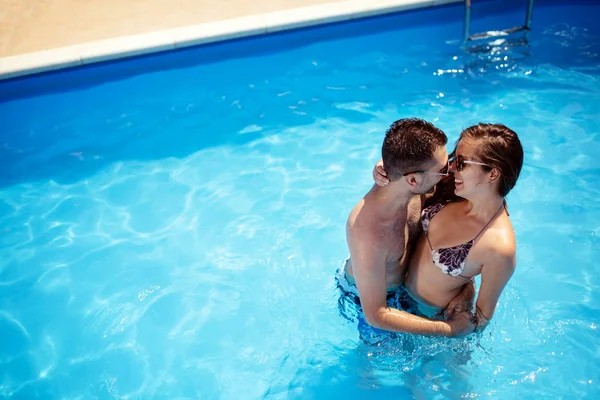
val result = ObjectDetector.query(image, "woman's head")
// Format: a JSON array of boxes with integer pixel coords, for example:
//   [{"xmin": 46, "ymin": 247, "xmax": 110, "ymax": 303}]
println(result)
[{"xmin": 451, "ymin": 123, "xmax": 524, "ymax": 198}]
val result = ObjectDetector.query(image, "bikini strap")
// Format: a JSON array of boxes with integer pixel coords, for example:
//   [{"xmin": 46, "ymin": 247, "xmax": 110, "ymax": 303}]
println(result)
[
  {"xmin": 423, "ymin": 202, "xmax": 446, "ymax": 251},
  {"xmin": 473, "ymin": 200, "xmax": 506, "ymax": 242},
  {"xmin": 425, "ymin": 232, "xmax": 434, "ymax": 251}
]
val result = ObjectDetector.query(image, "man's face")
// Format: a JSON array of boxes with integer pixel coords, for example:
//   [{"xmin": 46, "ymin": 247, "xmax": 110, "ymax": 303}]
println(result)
[{"xmin": 414, "ymin": 145, "xmax": 449, "ymax": 194}]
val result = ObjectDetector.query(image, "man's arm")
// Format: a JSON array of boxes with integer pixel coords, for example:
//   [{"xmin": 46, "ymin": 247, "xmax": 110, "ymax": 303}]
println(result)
[
  {"xmin": 348, "ymin": 229, "xmax": 474, "ymax": 337},
  {"xmin": 474, "ymin": 245, "xmax": 516, "ymax": 331}
]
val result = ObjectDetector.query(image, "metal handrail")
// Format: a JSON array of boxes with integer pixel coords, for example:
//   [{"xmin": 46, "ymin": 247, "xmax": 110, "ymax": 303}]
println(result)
[
  {"xmin": 463, "ymin": 0, "xmax": 535, "ymax": 43},
  {"xmin": 525, "ymin": 0, "xmax": 534, "ymax": 30}
]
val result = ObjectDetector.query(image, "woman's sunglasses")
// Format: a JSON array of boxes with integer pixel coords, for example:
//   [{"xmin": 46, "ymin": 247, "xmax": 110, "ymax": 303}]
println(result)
[
  {"xmin": 403, "ymin": 154, "xmax": 490, "ymax": 177},
  {"xmin": 452, "ymin": 154, "xmax": 489, "ymax": 172}
]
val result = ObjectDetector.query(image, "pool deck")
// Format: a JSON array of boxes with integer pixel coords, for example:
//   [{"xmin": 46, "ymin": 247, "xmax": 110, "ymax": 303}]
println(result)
[{"xmin": 0, "ymin": 0, "xmax": 461, "ymax": 81}]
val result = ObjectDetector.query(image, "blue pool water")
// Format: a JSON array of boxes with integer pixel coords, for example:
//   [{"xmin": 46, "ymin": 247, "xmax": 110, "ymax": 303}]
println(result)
[{"xmin": 1, "ymin": 0, "xmax": 599, "ymax": 398}]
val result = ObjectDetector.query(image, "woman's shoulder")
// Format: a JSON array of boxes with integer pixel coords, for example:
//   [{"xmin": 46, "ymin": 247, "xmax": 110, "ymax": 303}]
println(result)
[
  {"xmin": 480, "ymin": 215, "xmax": 517, "ymax": 258},
  {"xmin": 470, "ymin": 217, "xmax": 517, "ymax": 277}
]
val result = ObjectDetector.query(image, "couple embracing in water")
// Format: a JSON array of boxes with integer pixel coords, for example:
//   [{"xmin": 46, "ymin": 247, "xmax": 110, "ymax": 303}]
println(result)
[{"xmin": 338, "ymin": 118, "xmax": 523, "ymax": 343}]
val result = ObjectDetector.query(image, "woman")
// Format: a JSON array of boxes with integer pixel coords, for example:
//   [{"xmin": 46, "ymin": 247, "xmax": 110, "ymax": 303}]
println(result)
[{"xmin": 374, "ymin": 123, "xmax": 524, "ymax": 331}]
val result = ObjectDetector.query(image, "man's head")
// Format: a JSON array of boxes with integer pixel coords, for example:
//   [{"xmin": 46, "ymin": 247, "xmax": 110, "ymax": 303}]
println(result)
[{"xmin": 382, "ymin": 118, "xmax": 449, "ymax": 194}]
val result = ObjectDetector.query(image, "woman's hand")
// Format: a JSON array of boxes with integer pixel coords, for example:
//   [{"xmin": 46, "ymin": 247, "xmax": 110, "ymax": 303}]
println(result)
[{"xmin": 373, "ymin": 159, "xmax": 390, "ymax": 186}]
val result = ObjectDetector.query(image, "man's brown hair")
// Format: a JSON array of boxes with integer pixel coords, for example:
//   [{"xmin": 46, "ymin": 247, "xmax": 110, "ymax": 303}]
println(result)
[{"xmin": 382, "ymin": 118, "xmax": 448, "ymax": 181}]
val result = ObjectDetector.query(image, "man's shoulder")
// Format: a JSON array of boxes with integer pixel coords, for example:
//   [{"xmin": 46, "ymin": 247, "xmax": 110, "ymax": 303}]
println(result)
[
  {"xmin": 347, "ymin": 201, "xmax": 386, "ymax": 243},
  {"xmin": 348, "ymin": 195, "xmax": 386, "ymax": 224}
]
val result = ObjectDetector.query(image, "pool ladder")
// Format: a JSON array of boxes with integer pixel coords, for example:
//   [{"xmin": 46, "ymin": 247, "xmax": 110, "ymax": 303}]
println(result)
[{"xmin": 463, "ymin": 0, "xmax": 535, "ymax": 43}]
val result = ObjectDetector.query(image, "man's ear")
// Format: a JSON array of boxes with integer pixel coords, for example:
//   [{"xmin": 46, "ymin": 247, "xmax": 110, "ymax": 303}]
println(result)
[
  {"xmin": 405, "ymin": 174, "xmax": 419, "ymax": 188},
  {"xmin": 489, "ymin": 168, "xmax": 501, "ymax": 183}
]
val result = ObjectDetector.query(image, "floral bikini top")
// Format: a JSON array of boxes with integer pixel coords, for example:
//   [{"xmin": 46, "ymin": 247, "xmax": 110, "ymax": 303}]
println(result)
[{"xmin": 421, "ymin": 201, "xmax": 505, "ymax": 278}]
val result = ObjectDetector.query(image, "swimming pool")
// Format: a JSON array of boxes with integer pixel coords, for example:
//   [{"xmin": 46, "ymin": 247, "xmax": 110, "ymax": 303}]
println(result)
[{"xmin": 1, "ymin": 0, "xmax": 599, "ymax": 398}]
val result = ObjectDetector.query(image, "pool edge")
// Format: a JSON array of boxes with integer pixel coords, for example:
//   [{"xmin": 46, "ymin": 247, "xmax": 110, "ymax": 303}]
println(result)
[{"xmin": 0, "ymin": 0, "xmax": 462, "ymax": 81}]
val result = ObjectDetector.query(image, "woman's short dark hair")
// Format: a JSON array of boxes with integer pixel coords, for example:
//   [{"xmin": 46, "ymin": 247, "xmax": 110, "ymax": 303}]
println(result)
[{"xmin": 459, "ymin": 123, "xmax": 524, "ymax": 197}]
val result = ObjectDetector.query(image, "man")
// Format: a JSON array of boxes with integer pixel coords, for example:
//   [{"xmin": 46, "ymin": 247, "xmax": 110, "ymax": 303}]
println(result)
[{"xmin": 340, "ymin": 118, "xmax": 474, "ymax": 338}]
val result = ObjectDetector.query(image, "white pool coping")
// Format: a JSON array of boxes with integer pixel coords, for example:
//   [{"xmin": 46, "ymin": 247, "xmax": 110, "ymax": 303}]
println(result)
[{"xmin": 0, "ymin": 0, "xmax": 461, "ymax": 81}]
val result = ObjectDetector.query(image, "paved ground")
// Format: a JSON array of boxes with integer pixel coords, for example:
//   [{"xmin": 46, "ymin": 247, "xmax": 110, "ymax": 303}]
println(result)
[{"xmin": 0, "ymin": 0, "xmax": 338, "ymax": 57}]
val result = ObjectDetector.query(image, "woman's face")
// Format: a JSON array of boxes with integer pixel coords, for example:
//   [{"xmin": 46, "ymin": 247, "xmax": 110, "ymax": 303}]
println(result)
[{"xmin": 450, "ymin": 139, "xmax": 493, "ymax": 198}]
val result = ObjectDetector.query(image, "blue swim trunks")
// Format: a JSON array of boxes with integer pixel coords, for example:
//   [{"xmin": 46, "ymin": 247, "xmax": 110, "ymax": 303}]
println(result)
[{"xmin": 335, "ymin": 258, "xmax": 442, "ymax": 345}]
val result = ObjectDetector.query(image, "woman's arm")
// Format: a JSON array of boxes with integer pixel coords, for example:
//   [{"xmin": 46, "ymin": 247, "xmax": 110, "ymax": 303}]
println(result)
[
  {"xmin": 474, "ymin": 241, "xmax": 516, "ymax": 331},
  {"xmin": 372, "ymin": 159, "xmax": 389, "ymax": 186}
]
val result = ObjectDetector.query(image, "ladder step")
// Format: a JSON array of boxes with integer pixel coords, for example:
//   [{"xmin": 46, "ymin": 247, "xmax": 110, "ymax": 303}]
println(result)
[{"xmin": 468, "ymin": 25, "xmax": 528, "ymax": 41}]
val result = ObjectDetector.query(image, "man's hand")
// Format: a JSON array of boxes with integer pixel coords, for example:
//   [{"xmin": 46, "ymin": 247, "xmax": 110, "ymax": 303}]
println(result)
[
  {"xmin": 447, "ymin": 310, "xmax": 476, "ymax": 337},
  {"xmin": 443, "ymin": 279, "xmax": 476, "ymax": 320},
  {"xmin": 373, "ymin": 160, "xmax": 390, "ymax": 187}
]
